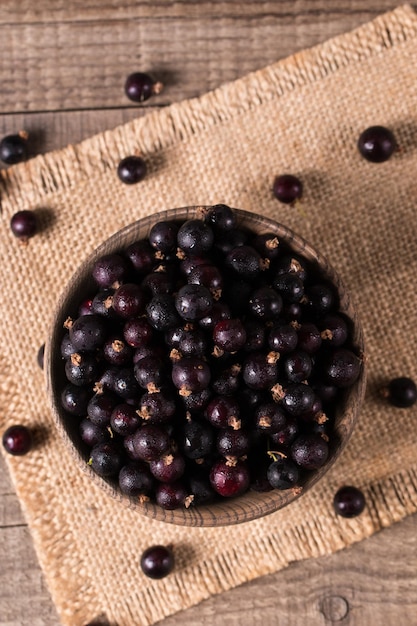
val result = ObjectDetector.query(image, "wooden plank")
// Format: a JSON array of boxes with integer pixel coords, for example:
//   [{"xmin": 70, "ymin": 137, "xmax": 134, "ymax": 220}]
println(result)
[
  {"xmin": 0, "ymin": 108, "xmax": 157, "ymax": 161},
  {"xmin": 0, "ymin": 488, "xmax": 416, "ymax": 626},
  {"xmin": 0, "ymin": 526, "xmax": 61, "ymax": 626},
  {"xmin": 0, "ymin": 1, "xmax": 404, "ymax": 114},
  {"xmin": 0, "ymin": 0, "xmax": 402, "ymax": 24}
]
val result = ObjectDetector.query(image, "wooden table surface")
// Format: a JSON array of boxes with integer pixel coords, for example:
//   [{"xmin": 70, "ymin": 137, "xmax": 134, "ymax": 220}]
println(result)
[{"xmin": 1, "ymin": 1, "xmax": 417, "ymax": 625}]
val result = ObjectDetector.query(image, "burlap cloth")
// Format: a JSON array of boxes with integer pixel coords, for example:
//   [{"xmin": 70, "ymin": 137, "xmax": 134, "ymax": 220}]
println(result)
[{"xmin": 1, "ymin": 5, "xmax": 417, "ymax": 625}]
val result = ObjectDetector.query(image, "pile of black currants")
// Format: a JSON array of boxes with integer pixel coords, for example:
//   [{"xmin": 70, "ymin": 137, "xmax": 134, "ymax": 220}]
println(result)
[{"xmin": 59, "ymin": 205, "xmax": 362, "ymax": 510}]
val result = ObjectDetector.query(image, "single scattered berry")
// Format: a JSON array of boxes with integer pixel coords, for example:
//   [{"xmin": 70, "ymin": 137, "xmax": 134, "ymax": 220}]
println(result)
[
  {"xmin": 273, "ymin": 174, "xmax": 303, "ymax": 204},
  {"xmin": 333, "ymin": 485, "xmax": 365, "ymax": 518},
  {"xmin": 383, "ymin": 376, "xmax": 417, "ymax": 408},
  {"xmin": 10, "ymin": 210, "xmax": 37, "ymax": 242},
  {"xmin": 357, "ymin": 125, "xmax": 396, "ymax": 163},
  {"xmin": 125, "ymin": 72, "xmax": 163, "ymax": 103},
  {"xmin": 2, "ymin": 425, "xmax": 32, "ymax": 456},
  {"xmin": 0, "ymin": 132, "xmax": 28, "ymax": 164},
  {"xmin": 140, "ymin": 545, "xmax": 174, "ymax": 579},
  {"xmin": 117, "ymin": 155, "xmax": 147, "ymax": 184}
]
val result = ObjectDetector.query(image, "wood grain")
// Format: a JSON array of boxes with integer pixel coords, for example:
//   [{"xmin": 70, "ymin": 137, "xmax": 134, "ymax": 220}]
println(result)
[
  {"xmin": 1, "ymin": 1, "xmax": 416, "ymax": 625},
  {"xmin": 0, "ymin": 1, "xmax": 410, "ymax": 113}
]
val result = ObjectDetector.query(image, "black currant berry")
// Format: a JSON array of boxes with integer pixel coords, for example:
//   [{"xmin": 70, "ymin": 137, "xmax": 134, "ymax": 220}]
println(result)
[
  {"xmin": 117, "ymin": 155, "xmax": 147, "ymax": 184},
  {"xmin": 357, "ymin": 126, "xmax": 396, "ymax": 163},
  {"xmin": 177, "ymin": 219, "xmax": 214, "ymax": 255},
  {"xmin": 0, "ymin": 132, "xmax": 28, "ymax": 164},
  {"xmin": 291, "ymin": 433, "xmax": 329, "ymax": 469},
  {"xmin": 69, "ymin": 315, "xmax": 108, "ymax": 352},
  {"xmin": 125, "ymin": 72, "xmax": 163, "ymax": 103},
  {"xmin": 2, "ymin": 425, "xmax": 32, "ymax": 456},
  {"xmin": 267, "ymin": 456, "xmax": 300, "ymax": 489},
  {"xmin": 140, "ymin": 544, "xmax": 175, "ymax": 580},
  {"xmin": 10, "ymin": 210, "xmax": 37, "ymax": 242},
  {"xmin": 333, "ymin": 485, "xmax": 365, "ymax": 518},
  {"xmin": 384, "ymin": 377, "xmax": 417, "ymax": 408},
  {"xmin": 273, "ymin": 174, "xmax": 303, "ymax": 204},
  {"xmin": 89, "ymin": 442, "xmax": 123, "ymax": 477}
]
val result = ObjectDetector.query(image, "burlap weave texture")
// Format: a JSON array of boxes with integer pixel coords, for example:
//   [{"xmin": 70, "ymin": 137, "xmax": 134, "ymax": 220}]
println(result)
[{"xmin": 1, "ymin": 5, "xmax": 417, "ymax": 625}]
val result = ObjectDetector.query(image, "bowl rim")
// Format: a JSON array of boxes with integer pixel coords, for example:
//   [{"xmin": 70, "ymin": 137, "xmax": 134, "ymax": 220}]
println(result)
[{"xmin": 45, "ymin": 206, "xmax": 366, "ymax": 527}]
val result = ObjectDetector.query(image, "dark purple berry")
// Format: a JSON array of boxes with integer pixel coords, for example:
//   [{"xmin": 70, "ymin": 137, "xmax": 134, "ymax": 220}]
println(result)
[
  {"xmin": 273, "ymin": 272, "xmax": 304, "ymax": 303},
  {"xmin": 117, "ymin": 155, "xmax": 147, "ymax": 184},
  {"xmin": 305, "ymin": 283, "xmax": 336, "ymax": 317},
  {"xmin": 132, "ymin": 424, "xmax": 170, "ymax": 462},
  {"xmin": 79, "ymin": 418, "xmax": 110, "ymax": 447},
  {"xmin": 177, "ymin": 219, "xmax": 214, "ymax": 255},
  {"xmin": 319, "ymin": 314, "xmax": 349, "ymax": 347},
  {"xmin": 225, "ymin": 245, "xmax": 262, "ymax": 280},
  {"xmin": 291, "ymin": 433, "xmax": 329, "ymax": 469},
  {"xmin": 146, "ymin": 293, "xmax": 181, "ymax": 330},
  {"xmin": 92, "ymin": 254, "xmax": 127, "ymax": 288},
  {"xmin": 181, "ymin": 420, "xmax": 214, "ymax": 459},
  {"xmin": 384, "ymin": 377, "xmax": 417, "ymax": 408},
  {"xmin": 209, "ymin": 459, "xmax": 250, "ymax": 497},
  {"xmin": 155, "ymin": 481, "xmax": 187, "ymax": 509},
  {"xmin": 2, "ymin": 425, "xmax": 32, "ymax": 456},
  {"xmin": 69, "ymin": 315, "xmax": 108, "ymax": 352},
  {"xmin": 205, "ymin": 395, "xmax": 240, "ymax": 429},
  {"xmin": 134, "ymin": 355, "xmax": 166, "ymax": 391},
  {"xmin": 324, "ymin": 349, "xmax": 361, "ymax": 388},
  {"xmin": 150, "ymin": 452, "xmax": 186, "ymax": 483},
  {"xmin": 216, "ymin": 428, "xmax": 250, "ymax": 458},
  {"xmin": 125, "ymin": 239, "xmax": 155, "ymax": 274},
  {"xmin": 0, "ymin": 133, "xmax": 28, "ymax": 164},
  {"xmin": 61, "ymin": 383, "xmax": 92, "ymax": 416},
  {"xmin": 149, "ymin": 221, "xmax": 179, "ymax": 253},
  {"xmin": 87, "ymin": 391, "xmax": 119, "ymax": 426},
  {"xmin": 113, "ymin": 367, "xmax": 141, "ymax": 399},
  {"xmin": 268, "ymin": 323, "xmax": 298, "ymax": 353},
  {"xmin": 357, "ymin": 126, "xmax": 396, "ymax": 163},
  {"xmin": 123, "ymin": 317, "xmax": 153, "ymax": 348},
  {"xmin": 188, "ymin": 264, "xmax": 223, "ymax": 297},
  {"xmin": 333, "ymin": 485, "xmax": 366, "ymax": 518},
  {"xmin": 10, "ymin": 210, "xmax": 37, "ymax": 241},
  {"xmin": 175, "ymin": 283, "xmax": 213, "ymax": 321},
  {"xmin": 249, "ymin": 286, "xmax": 282, "ymax": 320},
  {"xmin": 119, "ymin": 462, "xmax": 154, "ymax": 496},
  {"xmin": 281, "ymin": 383, "xmax": 315, "ymax": 416},
  {"xmin": 267, "ymin": 456, "xmax": 300, "ymax": 489},
  {"xmin": 296, "ymin": 323, "xmax": 322, "ymax": 354},
  {"xmin": 242, "ymin": 352, "xmax": 278, "ymax": 390},
  {"xmin": 65, "ymin": 352, "xmax": 101, "ymax": 386},
  {"xmin": 110, "ymin": 403, "xmax": 141, "ymax": 435},
  {"xmin": 89, "ymin": 442, "xmax": 123, "ymax": 477},
  {"xmin": 103, "ymin": 336, "xmax": 133, "ymax": 366},
  {"xmin": 283, "ymin": 350, "xmax": 312, "ymax": 383},
  {"xmin": 273, "ymin": 174, "xmax": 303, "ymax": 204},
  {"xmin": 213, "ymin": 318, "xmax": 247, "ymax": 352},
  {"xmin": 125, "ymin": 72, "xmax": 163, "ymax": 103},
  {"xmin": 204, "ymin": 204, "xmax": 236, "ymax": 231},
  {"xmin": 172, "ymin": 357, "xmax": 211, "ymax": 394},
  {"xmin": 112, "ymin": 283, "xmax": 145, "ymax": 318}
]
